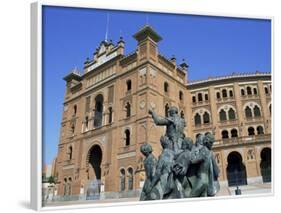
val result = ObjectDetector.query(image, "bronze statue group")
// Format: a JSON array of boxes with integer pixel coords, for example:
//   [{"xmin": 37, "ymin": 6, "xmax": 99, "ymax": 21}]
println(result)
[{"xmin": 140, "ymin": 106, "xmax": 220, "ymax": 200}]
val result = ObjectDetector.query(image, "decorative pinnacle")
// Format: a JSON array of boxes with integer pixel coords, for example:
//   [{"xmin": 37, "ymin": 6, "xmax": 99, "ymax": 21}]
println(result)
[{"xmin": 180, "ymin": 59, "xmax": 189, "ymax": 69}]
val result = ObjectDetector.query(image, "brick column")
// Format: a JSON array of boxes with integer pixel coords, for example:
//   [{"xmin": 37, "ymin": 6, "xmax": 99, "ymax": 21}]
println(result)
[{"xmin": 233, "ymin": 82, "xmax": 246, "ymax": 136}]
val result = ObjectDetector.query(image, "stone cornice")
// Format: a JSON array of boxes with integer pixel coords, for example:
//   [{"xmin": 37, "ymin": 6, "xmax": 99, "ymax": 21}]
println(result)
[{"xmin": 187, "ymin": 72, "xmax": 271, "ymax": 89}]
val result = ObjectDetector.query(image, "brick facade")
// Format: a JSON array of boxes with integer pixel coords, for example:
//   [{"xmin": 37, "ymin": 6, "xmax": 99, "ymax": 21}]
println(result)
[{"xmin": 53, "ymin": 25, "xmax": 272, "ymax": 196}]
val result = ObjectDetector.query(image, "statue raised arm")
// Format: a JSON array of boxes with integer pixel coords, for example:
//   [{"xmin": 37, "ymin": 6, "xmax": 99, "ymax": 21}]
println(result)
[
  {"xmin": 148, "ymin": 106, "xmax": 186, "ymax": 153},
  {"xmin": 148, "ymin": 108, "xmax": 170, "ymax": 126}
]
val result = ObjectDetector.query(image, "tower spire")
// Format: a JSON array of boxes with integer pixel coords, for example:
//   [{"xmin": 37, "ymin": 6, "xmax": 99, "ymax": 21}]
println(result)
[
  {"xmin": 105, "ymin": 13, "xmax": 110, "ymax": 42},
  {"xmin": 119, "ymin": 29, "xmax": 123, "ymax": 39}
]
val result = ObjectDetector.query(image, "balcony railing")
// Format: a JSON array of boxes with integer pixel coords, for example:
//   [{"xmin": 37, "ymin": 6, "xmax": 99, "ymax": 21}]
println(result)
[
  {"xmin": 214, "ymin": 134, "xmax": 271, "ymax": 147},
  {"xmin": 216, "ymin": 96, "xmax": 235, "ymax": 102},
  {"xmin": 241, "ymin": 94, "xmax": 260, "ymax": 99},
  {"xmin": 192, "ymin": 100, "xmax": 209, "ymax": 106},
  {"xmin": 193, "ymin": 122, "xmax": 213, "ymax": 129},
  {"xmin": 245, "ymin": 116, "xmax": 263, "ymax": 123},
  {"xmin": 118, "ymin": 144, "xmax": 136, "ymax": 153},
  {"xmin": 218, "ymin": 119, "xmax": 238, "ymax": 126}
]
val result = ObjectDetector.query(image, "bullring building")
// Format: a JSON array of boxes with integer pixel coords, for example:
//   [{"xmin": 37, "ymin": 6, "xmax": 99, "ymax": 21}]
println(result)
[{"xmin": 52, "ymin": 25, "xmax": 272, "ymax": 197}]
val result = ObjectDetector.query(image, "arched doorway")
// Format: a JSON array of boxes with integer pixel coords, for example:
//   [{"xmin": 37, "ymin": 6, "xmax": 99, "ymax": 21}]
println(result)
[
  {"xmin": 87, "ymin": 145, "xmax": 103, "ymax": 199},
  {"xmin": 88, "ymin": 145, "xmax": 102, "ymax": 181},
  {"xmin": 226, "ymin": 151, "xmax": 247, "ymax": 186},
  {"xmin": 260, "ymin": 148, "xmax": 271, "ymax": 183}
]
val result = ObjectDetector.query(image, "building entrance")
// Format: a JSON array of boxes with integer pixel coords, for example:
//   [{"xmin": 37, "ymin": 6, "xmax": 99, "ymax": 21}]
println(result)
[
  {"xmin": 88, "ymin": 145, "xmax": 102, "ymax": 180},
  {"xmin": 227, "ymin": 151, "xmax": 247, "ymax": 186},
  {"xmin": 260, "ymin": 148, "xmax": 271, "ymax": 183},
  {"xmin": 86, "ymin": 145, "xmax": 103, "ymax": 199}
]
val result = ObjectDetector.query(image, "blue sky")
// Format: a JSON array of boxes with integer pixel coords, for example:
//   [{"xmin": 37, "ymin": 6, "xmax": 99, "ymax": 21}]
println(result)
[{"xmin": 42, "ymin": 6, "xmax": 271, "ymax": 165}]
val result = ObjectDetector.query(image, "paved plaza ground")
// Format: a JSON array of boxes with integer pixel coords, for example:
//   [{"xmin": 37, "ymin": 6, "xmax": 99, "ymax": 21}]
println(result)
[{"xmin": 44, "ymin": 183, "xmax": 272, "ymax": 207}]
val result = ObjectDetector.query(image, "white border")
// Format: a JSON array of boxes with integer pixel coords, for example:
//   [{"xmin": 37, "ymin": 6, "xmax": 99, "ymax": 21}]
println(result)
[
  {"xmin": 31, "ymin": 2, "xmax": 42, "ymax": 211},
  {"xmin": 31, "ymin": 0, "xmax": 274, "ymax": 211},
  {"xmin": 35, "ymin": 0, "xmax": 274, "ymax": 20}
]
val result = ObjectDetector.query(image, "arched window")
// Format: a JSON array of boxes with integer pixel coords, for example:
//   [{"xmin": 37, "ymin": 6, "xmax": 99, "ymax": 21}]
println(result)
[
  {"xmin": 203, "ymin": 112, "xmax": 210, "ymax": 124},
  {"xmin": 94, "ymin": 94, "xmax": 104, "ymax": 127},
  {"xmin": 241, "ymin": 89, "xmax": 245, "ymax": 96},
  {"xmin": 254, "ymin": 105, "xmax": 261, "ymax": 117},
  {"xmin": 63, "ymin": 178, "xmax": 67, "ymax": 195},
  {"xmin": 229, "ymin": 90, "xmax": 233, "ymax": 97},
  {"xmin": 247, "ymin": 149, "xmax": 255, "ymax": 160},
  {"xmin": 68, "ymin": 146, "xmax": 73, "ymax": 160},
  {"xmin": 196, "ymin": 133, "xmax": 201, "ymax": 139},
  {"xmin": 216, "ymin": 92, "xmax": 221, "ymax": 99},
  {"xmin": 73, "ymin": 105, "xmax": 77, "ymax": 115},
  {"xmin": 247, "ymin": 86, "xmax": 252, "ymax": 95},
  {"xmin": 180, "ymin": 111, "xmax": 185, "ymax": 119},
  {"xmin": 245, "ymin": 106, "xmax": 252, "ymax": 118},
  {"xmin": 125, "ymin": 102, "xmax": 131, "ymax": 118},
  {"xmin": 125, "ymin": 129, "xmax": 130, "ymax": 146},
  {"xmin": 194, "ymin": 113, "xmax": 201, "ymax": 126},
  {"xmin": 127, "ymin": 168, "xmax": 134, "ymax": 190},
  {"xmin": 219, "ymin": 109, "xmax": 227, "ymax": 121},
  {"xmin": 120, "ymin": 169, "xmax": 126, "ymax": 191},
  {"xmin": 253, "ymin": 88, "xmax": 258, "ymax": 95},
  {"xmin": 231, "ymin": 129, "xmax": 238, "ymax": 138},
  {"xmin": 126, "ymin": 80, "xmax": 132, "ymax": 91},
  {"xmin": 228, "ymin": 108, "xmax": 236, "ymax": 120},
  {"xmin": 71, "ymin": 123, "xmax": 75, "ymax": 134},
  {"xmin": 264, "ymin": 87, "xmax": 269, "ymax": 94},
  {"xmin": 205, "ymin": 94, "xmax": 209, "ymax": 101},
  {"xmin": 248, "ymin": 127, "xmax": 255, "ymax": 136},
  {"xmin": 67, "ymin": 177, "xmax": 72, "ymax": 195},
  {"xmin": 85, "ymin": 116, "xmax": 89, "ymax": 130},
  {"xmin": 179, "ymin": 91, "xmax": 183, "ymax": 101},
  {"xmin": 222, "ymin": 130, "xmax": 229, "ymax": 139},
  {"xmin": 108, "ymin": 107, "xmax": 113, "ymax": 124},
  {"xmin": 257, "ymin": 126, "xmax": 264, "ymax": 135},
  {"xmin": 192, "ymin": 96, "xmax": 196, "ymax": 103},
  {"xmin": 164, "ymin": 82, "xmax": 169, "ymax": 93},
  {"xmin": 85, "ymin": 96, "xmax": 91, "ymax": 113},
  {"xmin": 222, "ymin": 89, "xmax": 227, "ymax": 98},
  {"xmin": 198, "ymin": 93, "xmax": 203, "ymax": 102},
  {"xmin": 165, "ymin": 104, "xmax": 169, "ymax": 117}
]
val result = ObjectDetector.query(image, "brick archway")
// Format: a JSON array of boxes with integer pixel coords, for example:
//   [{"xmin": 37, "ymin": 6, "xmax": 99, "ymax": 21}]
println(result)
[
  {"xmin": 87, "ymin": 144, "xmax": 103, "ymax": 181},
  {"xmin": 260, "ymin": 147, "xmax": 271, "ymax": 183},
  {"xmin": 226, "ymin": 151, "xmax": 247, "ymax": 186}
]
